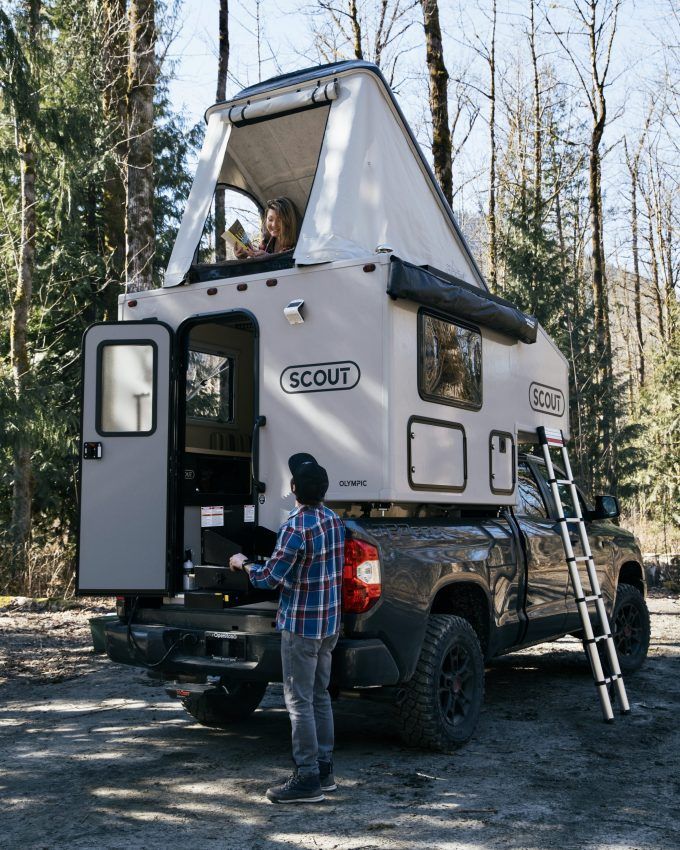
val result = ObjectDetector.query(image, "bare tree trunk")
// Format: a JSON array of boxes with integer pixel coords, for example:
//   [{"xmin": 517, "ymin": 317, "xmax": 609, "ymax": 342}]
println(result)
[
  {"xmin": 125, "ymin": 0, "xmax": 157, "ymax": 293},
  {"xmin": 349, "ymin": 0, "xmax": 364, "ymax": 59},
  {"xmin": 624, "ymin": 136, "xmax": 645, "ymax": 386},
  {"xmin": 11, "ymin": 125, "xmax": 36, "ymax": 572},
  {"xmin": 487, "ymin": 0, "xmax": 498, "ymax": 290},
  {"xmin": 645, "ymin": 205, "xmax": 665, "ymax": 340},
  {"xmin": 529, "ymin": 0, "xmax": 542, "ymax": 295},
  {"xmin": 549, "ymin": 0, "xmax": 621, "ymax": 490},
  {"xmin": 420, "ymin": 0, "xmax": 452, "ymax": 204},
  {"xmin": 10, "ymin": 0, "xmax": 41, "ymax": 576},
  {"xmin": 102, "ymin": 0, "xmax": 128, "ymax": 314},
  {"xmin": 214, "ymin": 0, "xmax": 229, "ymax": 261}
]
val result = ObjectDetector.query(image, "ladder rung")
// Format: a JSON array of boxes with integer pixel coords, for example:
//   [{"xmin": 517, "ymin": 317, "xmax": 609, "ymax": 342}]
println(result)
[
  {"xmin": 557, "ymin": 516, "xmax": 582, "ymax": 523},
  {"xmin": 567, "ymin": 556, "xmax": 590, "ymax": 563},
  {"xmin": 576, "ymin": 594, "xmax": 602, "ymax": 603},
  {"xmin": 596, "ymin": 674, "xmax": 622, "ymax": 686},
  {"xmin": 584, "ymin": 634, "xmax": 611, "ymax": 645},
  {"xmin": 548, "ymin": 478, "xmax": 572, "ymax": 486}
]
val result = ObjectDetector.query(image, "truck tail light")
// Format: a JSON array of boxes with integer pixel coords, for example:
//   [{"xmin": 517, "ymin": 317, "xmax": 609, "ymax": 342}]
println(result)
[
  {"xmin": 116, "ymin": 596, "xmax": 126, "ymax": 618},
  {"xmin": 342, "ymin": 539, "xmax": 381, "ymax": 613}
]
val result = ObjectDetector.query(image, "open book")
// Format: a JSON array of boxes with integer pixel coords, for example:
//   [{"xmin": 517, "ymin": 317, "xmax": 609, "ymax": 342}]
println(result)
[{"xmin": 222, "ymin": 219, "xmax": 254, "ymax": 253}]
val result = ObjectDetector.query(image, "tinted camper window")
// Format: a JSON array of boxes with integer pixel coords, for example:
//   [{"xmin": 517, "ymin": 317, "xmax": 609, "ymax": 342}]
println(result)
[
  {"xmin": 418, "ymin": 311, "xmax": 482, "ymax": 409},
  {"xmin": 97, "ymin": 342, "xmax": 156, "ymax": 434}
]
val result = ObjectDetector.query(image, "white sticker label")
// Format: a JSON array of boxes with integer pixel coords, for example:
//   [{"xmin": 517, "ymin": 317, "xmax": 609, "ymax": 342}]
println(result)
[
  {"xmin": 201, "ymin": 506, "xmax": 224, "ymax": 528},
  {"xmin": 244, "ymin": 505, "xmax": 255, "ymax": 523}
]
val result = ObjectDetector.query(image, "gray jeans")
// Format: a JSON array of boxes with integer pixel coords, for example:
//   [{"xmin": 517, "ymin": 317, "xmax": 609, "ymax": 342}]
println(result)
[{"xmin": 281, "ymin": 629, "xmax": 339, "ymax": 778}]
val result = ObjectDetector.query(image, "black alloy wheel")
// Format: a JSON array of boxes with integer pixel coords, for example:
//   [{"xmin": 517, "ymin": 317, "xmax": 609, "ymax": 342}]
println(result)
[
  {"xmin": 396, "ymin": 614, "xmax": 485, "ymax": 751},
  {"xmin": 611, "ymin": 583, "xmax": 650, "ymax": 673},
  {"xmin": 439, "ymin": 641, "xmax": 476, "ymax": 732}
]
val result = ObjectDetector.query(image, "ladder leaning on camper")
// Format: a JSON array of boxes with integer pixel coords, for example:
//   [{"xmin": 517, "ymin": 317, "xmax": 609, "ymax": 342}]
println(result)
[{"xmin": 536, "ymin": 426, "xmax": 630, "ymax": 723}]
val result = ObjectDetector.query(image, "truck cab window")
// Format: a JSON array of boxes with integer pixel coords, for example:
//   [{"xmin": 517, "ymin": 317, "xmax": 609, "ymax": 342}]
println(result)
[
  {"xmin": 516, "ymin": 465, "xmax": 547, "ymax": 518},
  {"xmin": 533, "ymin": 463, "xmax": 587, "ymax": 519},
  {"xmin": 418, "ymin": 311, "xmax": 482, "ymax": 409}
]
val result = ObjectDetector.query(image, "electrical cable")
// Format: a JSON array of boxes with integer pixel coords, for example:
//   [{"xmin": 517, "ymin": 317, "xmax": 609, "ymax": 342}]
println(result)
[{"xmin": 126, "ymin": 595, "xmax": 196, "ymax": 669}]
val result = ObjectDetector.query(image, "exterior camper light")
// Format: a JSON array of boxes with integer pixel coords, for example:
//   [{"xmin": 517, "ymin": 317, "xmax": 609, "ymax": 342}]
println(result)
[
  {"xmin": 284, "ymin": 299, "xmax": 305, "ymax": 325},
  {"xmin": 375, "ymin": 244, "xmax": 393, "ymax": 254}
]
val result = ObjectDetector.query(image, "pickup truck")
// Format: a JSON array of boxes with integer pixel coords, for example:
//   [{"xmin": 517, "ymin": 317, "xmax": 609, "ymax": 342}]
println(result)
[{"xmin": 104, "ymin": 453, "xmax": 649, "ymax": 750}]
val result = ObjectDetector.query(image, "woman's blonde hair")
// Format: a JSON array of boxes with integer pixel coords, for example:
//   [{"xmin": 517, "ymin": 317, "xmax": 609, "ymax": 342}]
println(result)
[{"xmin": 263, "ymin": 197, "xmax": 299, "ymax": 251}]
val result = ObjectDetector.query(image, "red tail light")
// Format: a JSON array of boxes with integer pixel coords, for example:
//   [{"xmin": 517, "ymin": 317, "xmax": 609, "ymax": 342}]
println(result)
[
  {"xmin": 116, "ymin": 596, "xmax": 126, "ymax": 618},
  {"xmin": 342, "ymin": 538, "xmax": 381, "ymax": 613}
]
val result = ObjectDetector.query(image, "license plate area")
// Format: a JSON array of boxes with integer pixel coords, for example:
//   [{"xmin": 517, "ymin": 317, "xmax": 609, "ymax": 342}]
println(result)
[{"xmin": 204, "ymin": 630, "xmax": 246, "ymax": 661}]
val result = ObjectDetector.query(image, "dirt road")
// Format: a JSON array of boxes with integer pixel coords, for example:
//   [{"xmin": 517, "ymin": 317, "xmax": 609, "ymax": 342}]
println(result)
[{"xmin": 1, "ymin": 593, "xmax": 679, "ymax": 850}]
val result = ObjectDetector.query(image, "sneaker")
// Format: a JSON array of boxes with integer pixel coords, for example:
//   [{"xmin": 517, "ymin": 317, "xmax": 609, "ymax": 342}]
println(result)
[
  {"xmin": 266, "ymin": 772, "xmax": 324, "ymax": 804},
  {"xmin": 319, "ymin": 760, "xmax": 337, "ymax": 792}
]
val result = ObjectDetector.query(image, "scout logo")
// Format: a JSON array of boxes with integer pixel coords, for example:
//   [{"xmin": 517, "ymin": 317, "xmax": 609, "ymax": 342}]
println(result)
[
  {"xmin": 280, "ymin": 361, "xmax": 361, "ymax": 394},
  {"xmin": 529, "ymin": 382, "xmax": 565, "ymax": 417}
]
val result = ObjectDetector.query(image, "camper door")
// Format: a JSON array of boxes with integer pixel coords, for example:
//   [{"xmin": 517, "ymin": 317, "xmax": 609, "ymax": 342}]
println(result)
[{"xmin": 77, "ymin": 322, "xmax": 174, "ymax": 594}]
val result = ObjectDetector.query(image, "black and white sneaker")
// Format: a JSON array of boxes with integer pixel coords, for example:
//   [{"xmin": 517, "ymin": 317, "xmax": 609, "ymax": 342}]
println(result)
[
  {"xmin": 319, "ymin": 760, "xmax": 337, "ymax": 792},
  {"xmin": 266, "ymin": 773, "xmax": 324, "ymax": 804}
]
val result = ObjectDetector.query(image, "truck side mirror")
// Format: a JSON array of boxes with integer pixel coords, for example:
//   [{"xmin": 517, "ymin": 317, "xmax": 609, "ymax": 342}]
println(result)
[{"xmin": 591, "ymin": 494, "xmax": 620, "ymax": 520}]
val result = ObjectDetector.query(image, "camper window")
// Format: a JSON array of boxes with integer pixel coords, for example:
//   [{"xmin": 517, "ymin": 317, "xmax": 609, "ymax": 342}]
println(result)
[
  {"xmin": 418, "ymin": 310, "xmax": 482, "ymax": 409},
  {"xmin": 97, "ymin": 342, "xmax": 156, "ymax": 435},
  {"xmin": 186, "ymin": 349, "xmax": 235, "ymax": 424}
]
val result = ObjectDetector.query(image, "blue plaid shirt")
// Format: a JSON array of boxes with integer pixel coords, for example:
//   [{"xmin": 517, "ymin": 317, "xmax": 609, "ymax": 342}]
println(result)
[{"xmin": 248, "ymin": 504, "xmax": 345, "ymax": 638}]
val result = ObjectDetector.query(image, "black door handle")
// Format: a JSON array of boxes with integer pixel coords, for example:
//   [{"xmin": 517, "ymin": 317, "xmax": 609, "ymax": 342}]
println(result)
[{"xmin": 251, "ymin": 416, "xmax": 267, "ymax": 494}]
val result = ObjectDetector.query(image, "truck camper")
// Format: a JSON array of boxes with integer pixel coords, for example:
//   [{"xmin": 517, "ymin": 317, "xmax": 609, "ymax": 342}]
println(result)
[{"xmin": 76, "ymin": 61, "xmax": 647, "ymax": 750}]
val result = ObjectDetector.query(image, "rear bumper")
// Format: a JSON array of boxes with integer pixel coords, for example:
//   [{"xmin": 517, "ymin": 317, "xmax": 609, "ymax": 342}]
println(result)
[{"xmin": 104, "ymin": 621, "xmax": 400, "ymax": 688}]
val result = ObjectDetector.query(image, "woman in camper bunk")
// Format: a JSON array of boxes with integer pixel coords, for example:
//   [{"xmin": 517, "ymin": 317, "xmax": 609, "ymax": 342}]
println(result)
[{"xmin": 234, "ymin": 197, "xmax": 299, "ymax": 258}]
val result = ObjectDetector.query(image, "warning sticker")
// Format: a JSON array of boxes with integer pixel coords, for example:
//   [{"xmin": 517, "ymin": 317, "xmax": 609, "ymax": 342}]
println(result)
[
  {"xmin": 201, "ymin": 506, "xmax": 224, "ymax": 528},
  {"xmin": 244, "ymin": 505, "xmax": 255, "ymax": 523}
]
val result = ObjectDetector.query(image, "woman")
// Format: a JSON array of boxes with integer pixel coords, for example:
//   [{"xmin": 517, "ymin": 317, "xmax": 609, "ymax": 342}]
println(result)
[{"xmin": 235, "ymin": 197, "xmax": 299, "ymax": 258}]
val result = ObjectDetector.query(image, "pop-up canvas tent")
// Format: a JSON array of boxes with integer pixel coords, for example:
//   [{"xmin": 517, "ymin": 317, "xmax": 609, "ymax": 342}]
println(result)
[{"xmin": 164, "ymin": 60, "xmax": 487, "ymax": 289}]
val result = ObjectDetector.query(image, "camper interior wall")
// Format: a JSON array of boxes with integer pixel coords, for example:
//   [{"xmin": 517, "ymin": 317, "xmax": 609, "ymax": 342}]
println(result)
[{"xmin": 219, "ymin": 106, "xmax": 330, "ymax": 221}]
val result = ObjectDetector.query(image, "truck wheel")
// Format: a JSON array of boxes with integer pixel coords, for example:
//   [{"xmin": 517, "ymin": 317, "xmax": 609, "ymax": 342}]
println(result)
[
  {"xmin": 396, "ymin": 615, "xmax": 484, "ymax": 751},
  {"xmin": 612, "ymin": 583, "xmax": 650, "ymax": 673},
  {"xmin": 182, "ymin": 681, "xmax": 268, "ymax": 728}
]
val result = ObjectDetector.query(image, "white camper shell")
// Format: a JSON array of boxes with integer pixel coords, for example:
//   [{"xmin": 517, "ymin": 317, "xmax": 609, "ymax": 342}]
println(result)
[{"xmin": 78, "ymin": 61, "xmax": 569, "ymax": 595}]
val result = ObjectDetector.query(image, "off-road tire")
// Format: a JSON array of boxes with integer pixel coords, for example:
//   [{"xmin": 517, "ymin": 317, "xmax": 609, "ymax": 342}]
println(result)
[
  {"xmin": 182, "ymin": 681, "xmax": 268, "ymax": 728},
  {"xmin": 395, "ymin": 615, "xmax": 484, "ymax": 751},
  {"xmin": 611, "ymin": 583, "xmax": 650, "ymax": 673}
]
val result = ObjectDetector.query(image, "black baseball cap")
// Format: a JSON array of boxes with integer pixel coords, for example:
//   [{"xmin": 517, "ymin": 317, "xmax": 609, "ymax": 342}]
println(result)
[{"xmin": 288, "ymin": 453, "xmax": 329, "ymax": 503}]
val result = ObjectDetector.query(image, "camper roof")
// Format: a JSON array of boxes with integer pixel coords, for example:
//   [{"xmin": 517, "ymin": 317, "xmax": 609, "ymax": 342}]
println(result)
[{"xmin": 165, "ymin": 61, "xmax": 487, "ymax": 290}]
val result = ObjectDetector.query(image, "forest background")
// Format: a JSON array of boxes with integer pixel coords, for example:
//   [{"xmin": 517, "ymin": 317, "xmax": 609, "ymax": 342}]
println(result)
[{"xmin": 0, "ymin": 0, "xmax": 678, "ymax": 596}]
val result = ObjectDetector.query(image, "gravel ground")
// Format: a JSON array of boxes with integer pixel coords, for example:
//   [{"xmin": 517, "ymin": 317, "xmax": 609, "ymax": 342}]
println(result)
[{"xmin": 1, "ymin": 592, "xmax": 679, "ymax": 850}]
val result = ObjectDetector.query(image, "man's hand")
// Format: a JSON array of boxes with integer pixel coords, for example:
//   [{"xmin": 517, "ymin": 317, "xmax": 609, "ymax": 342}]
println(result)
[{"xmin": 229, "ymin": 553, "xmax": 250, "ymax": 572}]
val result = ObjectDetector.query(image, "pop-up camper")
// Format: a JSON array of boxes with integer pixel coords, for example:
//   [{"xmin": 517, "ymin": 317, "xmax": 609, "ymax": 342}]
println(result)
[{"xmin": 77, "ymin": 60, "xmax": 569, "ymax": 597}]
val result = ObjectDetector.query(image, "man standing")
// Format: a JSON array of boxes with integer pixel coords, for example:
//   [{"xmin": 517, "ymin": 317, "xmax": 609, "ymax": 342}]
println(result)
[{"xmin": 229, "ymin": 453, "xmax": 345, "ymax": 804}]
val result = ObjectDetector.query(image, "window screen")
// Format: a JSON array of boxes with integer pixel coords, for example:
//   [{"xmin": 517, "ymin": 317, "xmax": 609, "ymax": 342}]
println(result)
[
  {"xmin": 186, "ymin": 350, "xmax": 235, "ymax": 423},
  {"xmin": 419, "ymin": 311, "xmax": 482, "ymax": 408},
  {"xmin": 98, "ymin": 343, "xmax": 156, "ymax": 434}
]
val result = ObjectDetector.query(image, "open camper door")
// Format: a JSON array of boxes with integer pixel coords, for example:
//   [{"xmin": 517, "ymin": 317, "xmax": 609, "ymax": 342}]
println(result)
[{"xmin": 77, "ymin": 322, "xmax": 174, "ymax": 594}]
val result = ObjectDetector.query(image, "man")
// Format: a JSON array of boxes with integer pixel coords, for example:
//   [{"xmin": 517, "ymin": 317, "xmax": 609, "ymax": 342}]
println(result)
[{"xmin": 229, "ymin": 453, "xmax": 345, "ymax": 804}]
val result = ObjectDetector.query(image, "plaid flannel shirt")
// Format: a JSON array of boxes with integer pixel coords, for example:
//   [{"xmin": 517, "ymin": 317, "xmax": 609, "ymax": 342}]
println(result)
[{"xmin": 248, "ymin": 504, "xmax": 345, "ymax": 638}]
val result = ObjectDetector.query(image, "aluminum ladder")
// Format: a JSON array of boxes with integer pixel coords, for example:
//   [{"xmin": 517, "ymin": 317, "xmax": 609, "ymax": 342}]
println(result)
[{"xmin": 537, "ymin": 426, "xmax": 630, "ymax": 722}]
